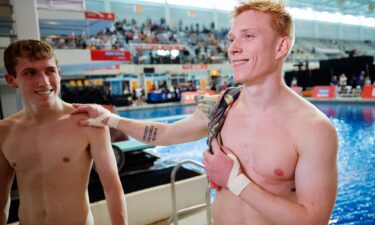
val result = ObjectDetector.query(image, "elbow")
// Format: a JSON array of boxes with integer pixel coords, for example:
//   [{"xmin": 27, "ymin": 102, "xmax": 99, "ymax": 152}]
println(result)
[
  {"xmin": 292, "ymin": 203, "xmax": 331, "ymax": 225},
  {"xmin": 103, "ymin": 184, "xmax": 124, "ymax": 197},
  {"xmin": 301, "ymin": 210, "xmax": 332, "ymax": 225},
  {"xmin": 102, "ymin": 178, "xmax": 124, "ymax": 197}
]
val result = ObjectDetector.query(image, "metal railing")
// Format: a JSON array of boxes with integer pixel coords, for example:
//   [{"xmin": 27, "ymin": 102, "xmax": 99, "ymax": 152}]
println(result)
[{"xmin": 168, "ymin": 160, "xmax": 212, "ymax": 225}]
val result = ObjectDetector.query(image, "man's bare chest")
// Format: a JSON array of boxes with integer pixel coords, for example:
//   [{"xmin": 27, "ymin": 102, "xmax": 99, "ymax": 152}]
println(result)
[
  {"xmin": 220, "ymin": 113, "xmax": 298, "ymax": 183},
  {"xmin": 3, "ymin": 122, "xmax": 89, "ymax": 172}
]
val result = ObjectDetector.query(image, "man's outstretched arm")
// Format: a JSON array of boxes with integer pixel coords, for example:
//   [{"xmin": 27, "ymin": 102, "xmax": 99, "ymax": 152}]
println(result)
[
  {"xmin": 71, "ymin": 104, "xmax": 209, "ymax": 146},
  {"xmin": 85, "ymin": 126, "xmax": 127, "ymax": 225}
]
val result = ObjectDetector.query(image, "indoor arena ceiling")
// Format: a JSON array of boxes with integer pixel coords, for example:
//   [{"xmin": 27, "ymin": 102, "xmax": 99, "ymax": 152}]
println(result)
[{"xmin": 286, "ymin": 0, "xmax": 375, "ymax": 18}]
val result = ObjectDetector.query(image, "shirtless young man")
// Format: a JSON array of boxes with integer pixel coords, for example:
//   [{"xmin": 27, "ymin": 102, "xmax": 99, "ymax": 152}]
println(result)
[
  {"xmin": 72, "ymin": 1, "xmax": 338, "ymax": 224},
  {"xmin": 0, "ymin": 40, "xmax": 127, "ymax": 225}
]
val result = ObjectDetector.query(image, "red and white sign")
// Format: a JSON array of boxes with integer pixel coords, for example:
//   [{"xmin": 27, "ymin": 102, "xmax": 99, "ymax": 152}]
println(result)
[
  {"xmin": 85, "ymin": 11, "xmax": 115, "ymax": 21},
  {"xmin": 133, "ymin": 44, "xmax": 187, "ymax": 51},
  {"xmin": 361, "ymin": 85, "xmax": 375, "ymax": 99},
  {"xmin": 182, "ymin": 64, "xmax": 208, "ymax": 70},
  {"xmin": 91, "ymin": 50, "xmax": 131, "ymax": 61},
  {"xmin": 312, "ymin": 86, "xmax": 336, "ymax": 98}
]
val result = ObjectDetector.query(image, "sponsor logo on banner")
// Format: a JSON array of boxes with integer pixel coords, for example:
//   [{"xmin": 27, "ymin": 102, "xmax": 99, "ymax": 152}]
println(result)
[
  {"xmin": 91, "ymin": 50, "xmax": 131, "ymax": 61},
  {"xmin": 85, "ymin": 11, "xmax": 115, "ymax": 21},
  {"xmin": 182, "ymin": 64, "xmax": 208, "ymax": 70},
  {"xmin": 312, "ymin": 86, "xmax": 335, "ymax": 98},
  {"xmin": 317, "ymin": 88, "xmax": 330, "ymax": 97}
]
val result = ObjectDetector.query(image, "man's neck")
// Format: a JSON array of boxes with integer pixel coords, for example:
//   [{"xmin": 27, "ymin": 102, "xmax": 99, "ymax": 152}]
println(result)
[
  {"xmin": 23, "ymin": 99, "xmax": 69, "ymax": 123},
  {"xmin": 239, "ymin": 72, "xmax": 288, "ymax": 113}
]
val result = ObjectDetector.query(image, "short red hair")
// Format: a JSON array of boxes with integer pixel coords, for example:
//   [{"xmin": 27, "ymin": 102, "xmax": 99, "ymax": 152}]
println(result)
[{"xmin": 231, "ymin": 0, "xmax": 294, "ymax": 44}]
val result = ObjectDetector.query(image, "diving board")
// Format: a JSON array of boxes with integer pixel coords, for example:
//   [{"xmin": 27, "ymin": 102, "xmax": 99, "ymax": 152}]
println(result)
[{"xmin": 112, "ymin": 139, "xmax": 153, "ymax": 153}]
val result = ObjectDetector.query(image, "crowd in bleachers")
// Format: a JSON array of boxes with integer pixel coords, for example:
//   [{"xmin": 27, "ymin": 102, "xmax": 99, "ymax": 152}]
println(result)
[
  {"xmin": 43, "ymin": 17, "xmax": 229, "ymax": 64},
  {"xmin": 42, "ymin": 16, "xmax": 375, "ymax": 66},
  {"xmin": 289, "ymin": 37, "xmax": 375, "ymax": 63},
  {"xmin": 43, "ymin": 17, "xmax": 375, "ymax": 104}
]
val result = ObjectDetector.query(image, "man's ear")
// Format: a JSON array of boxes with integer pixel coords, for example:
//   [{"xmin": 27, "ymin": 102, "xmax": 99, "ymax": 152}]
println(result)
[
  {"xmin": 275, "ymin": 37, "xmax": 291, "ymax": 60},
  {"xmin": 5, "ymin": 74, "xmax": 18, "ymax": 88}
]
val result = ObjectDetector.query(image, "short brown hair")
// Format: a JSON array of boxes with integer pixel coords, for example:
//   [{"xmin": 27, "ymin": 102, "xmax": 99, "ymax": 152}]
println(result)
[
  {"xmin": 4, "ymin": 39, "xmax": 57, "ymax": 77},
  {"xmin": 231, "ymin": 0, "xmax": 294, "ymax": 44}
]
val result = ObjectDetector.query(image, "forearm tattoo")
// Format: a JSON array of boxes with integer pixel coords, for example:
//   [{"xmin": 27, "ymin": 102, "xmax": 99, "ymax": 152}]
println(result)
[{"xmin": 143, "ymin": 125, "xmax": 158, "ymax": 142}]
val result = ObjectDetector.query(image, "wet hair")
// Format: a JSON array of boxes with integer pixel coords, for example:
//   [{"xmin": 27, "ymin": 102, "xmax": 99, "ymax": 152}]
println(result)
[
  {"xmin": 4, "ymin": 39, "xmax": 58, "ymax": 77},
  {"xmin": 231, "ymin": 0, "xmax": 295, "ymax": 47}
]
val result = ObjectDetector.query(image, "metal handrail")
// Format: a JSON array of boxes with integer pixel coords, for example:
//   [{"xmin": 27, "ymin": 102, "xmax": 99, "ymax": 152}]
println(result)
[{"xmin": 168, "ymin": 160, "xmax": 212, "ymax": 225}]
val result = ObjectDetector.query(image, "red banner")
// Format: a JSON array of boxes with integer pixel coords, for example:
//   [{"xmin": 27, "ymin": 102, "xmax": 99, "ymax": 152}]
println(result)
[
  {"xmin": 182, "ymin": 64, "xmax": 208, "ymax": 70},
  {"xmin": 91, "ymin": 50, "xmax": 131, "ymax": 61},
  {"xmin": 85, "ymin": 11, "xmax": 115, "ymax": 21},
  {"xmin": 361, "ymin": 85, "xmax": 375, "ymax": 98},
  {"xmin": 312, "ymin": 86, "xmax": 336, "ymax": 98}
]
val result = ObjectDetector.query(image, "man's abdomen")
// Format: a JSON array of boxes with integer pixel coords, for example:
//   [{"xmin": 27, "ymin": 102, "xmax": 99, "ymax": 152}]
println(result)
[
  {"xmin": 18, "ymin": 198, "xmax": 91, "ymax": 225},
  {"xmin": 212, "ymin": 189, "xmax": 274, "ymax": 225}
]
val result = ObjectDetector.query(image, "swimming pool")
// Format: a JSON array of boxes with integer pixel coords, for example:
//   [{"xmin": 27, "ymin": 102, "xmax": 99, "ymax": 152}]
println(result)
[{"xmin": 119, "ymin": 102, "xmax": 375, "ymax": 224}]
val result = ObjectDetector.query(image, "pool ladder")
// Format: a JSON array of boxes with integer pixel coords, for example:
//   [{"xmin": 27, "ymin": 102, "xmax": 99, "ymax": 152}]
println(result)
[{"xmin": 167, "ymin": 160, "xmax": 212, "ymax": 225}]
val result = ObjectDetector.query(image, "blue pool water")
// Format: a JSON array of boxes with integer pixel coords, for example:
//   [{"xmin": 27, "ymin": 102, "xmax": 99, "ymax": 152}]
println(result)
[{"xmin": 119, "ymin": 102, "xmax": 375, "ymax": 224}]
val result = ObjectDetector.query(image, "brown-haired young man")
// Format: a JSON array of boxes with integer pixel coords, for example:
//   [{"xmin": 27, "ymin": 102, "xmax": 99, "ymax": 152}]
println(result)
[
  {"xmin": 72, "ymin": 1, "xmax": 338, "ymax": 224},
  {"xmin": 0, "ymin": 39, "xmax": 127, "ymax": 225}
]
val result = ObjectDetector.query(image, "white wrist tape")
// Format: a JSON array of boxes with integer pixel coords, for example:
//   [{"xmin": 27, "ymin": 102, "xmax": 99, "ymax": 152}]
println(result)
[
  {"xmin": 227, "ymin": 153, "xmax": 250, "ymax": 195},
  {"xmin": 87, "ymin": 111, "xmax": 120, "ymax": 129},
  {"xmin": 107, "ymin": 114, "xmax": 120, "ymax": 128}
]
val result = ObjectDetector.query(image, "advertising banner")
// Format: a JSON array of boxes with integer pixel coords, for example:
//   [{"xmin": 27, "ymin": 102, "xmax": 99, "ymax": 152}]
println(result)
[
  {"xmin": 312, "ymin": 86, "xmax": 336, "ymax": 98},
  {"xmin": 85, "ymin": 11, "xmax": 115, "ymax": 21},
  {"xmin": 361, "ymin": 85, "xmax": 375, "ymax": 98},
  {"xmin": 91, "ymin": 50, "xmax": 131, "ymax": 61}
]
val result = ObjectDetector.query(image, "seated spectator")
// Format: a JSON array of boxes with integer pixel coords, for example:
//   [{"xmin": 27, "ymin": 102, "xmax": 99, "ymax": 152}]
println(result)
[{"xmin": 364, "ymin": 75, "xmax": 372, "ymax": 86}]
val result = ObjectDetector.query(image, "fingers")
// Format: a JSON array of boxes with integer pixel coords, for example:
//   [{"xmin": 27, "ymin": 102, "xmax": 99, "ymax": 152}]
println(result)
[
  {"xmin": 203, "ymin": 150, "xmax": 211, "ymax": 161},
  {"xmin": 72, "ymin": 103, "xmax": 87, "ymax": 108},
  {"xmin": 211, "ymin": 138, "xmax": 234, "ymax": 155},
  {"xmin": 77, "ymin": 119, "xmax": 89, "ymax": 126},
  {"xmin": 202, "ymin": 149, "xmax": 213, "ymax": 167},
  {"xmin": 211, "ymin": 139, "xmax": 223, "ymax": 155},
  {"xmin": 70, "ymin": 106, "xmax": 90, "ymax": 115},
  {"xmin": 221, "ymin": 144, "xmax": 234, "ymax": 155}
]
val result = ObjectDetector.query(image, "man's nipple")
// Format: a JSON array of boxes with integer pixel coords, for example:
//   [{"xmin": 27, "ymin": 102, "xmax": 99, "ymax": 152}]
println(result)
[
  {"xmin": 274, "ymin": 168, "xmax": 284, "ymax": 176},
  {"xmin": 62, "ymin": 157, "xmax": 70, "ymax": 163}
]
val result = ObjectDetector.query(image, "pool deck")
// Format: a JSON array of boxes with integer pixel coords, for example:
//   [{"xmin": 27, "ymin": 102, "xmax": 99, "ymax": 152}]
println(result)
[
  {"xmin": 306, "ymin": 97, "xmax": 375, "ymax": 103},
  {"xmin": 117, "ymin": 97, "xmax": 374, "ymax": 113}
]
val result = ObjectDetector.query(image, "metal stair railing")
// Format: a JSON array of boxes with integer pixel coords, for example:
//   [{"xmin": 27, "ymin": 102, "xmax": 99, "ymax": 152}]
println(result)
[{"xmin": 167, "ymin": 160, "xmax": 212, "ymax": 225}]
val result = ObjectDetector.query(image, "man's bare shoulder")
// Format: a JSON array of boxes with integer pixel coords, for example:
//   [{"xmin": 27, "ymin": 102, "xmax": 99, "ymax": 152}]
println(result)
[
  {"xmin": 64, "ymin": 106, "xmax": 108, "ymax": 137},
  {"xmin": 287, "ymin": 95, "xmax": 337, "ymax": 154},
  {"xmin": 295, "ymin": 98, "xmax": 334, "ymax": 129},
  {"xmin": 63, "ymin": 105, "xmax": 108, "ymax": 139},
  {"xmin": 0, "ymin": 111, "xmax": 25, "ymax": 136},
  {"xmin": 285, "ymin": 92, "xmax": 329, "ymax": 123}
]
